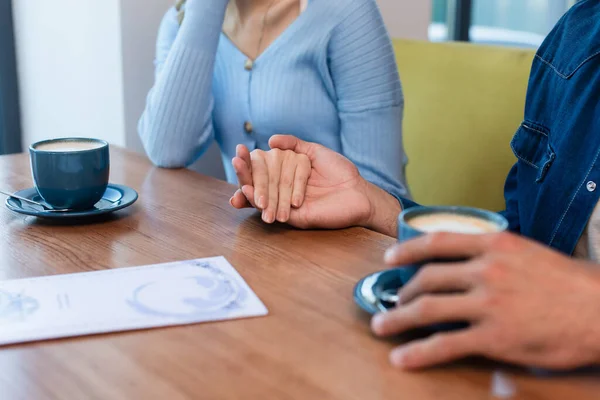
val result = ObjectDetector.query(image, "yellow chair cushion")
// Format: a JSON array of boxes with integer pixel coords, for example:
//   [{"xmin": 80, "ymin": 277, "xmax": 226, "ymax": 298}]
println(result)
[{"xmin": 393, "ymin": 39, "xmax": 535, "ymax": 211}]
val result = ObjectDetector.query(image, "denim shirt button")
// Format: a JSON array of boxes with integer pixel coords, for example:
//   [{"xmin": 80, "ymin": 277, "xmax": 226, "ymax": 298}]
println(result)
[{"xmin": 587, "ymin": 181, "xmax": 597, "ymax": 192}]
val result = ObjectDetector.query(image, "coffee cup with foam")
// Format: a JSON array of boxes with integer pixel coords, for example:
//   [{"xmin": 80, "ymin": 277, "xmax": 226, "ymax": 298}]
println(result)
[
  {"xmin": 396, "ymin": 206, "xmax": 509, "ymax": 284},
  {"xmin": 29, "ymin": 138, "xmax": 110, "ymax": 210}
]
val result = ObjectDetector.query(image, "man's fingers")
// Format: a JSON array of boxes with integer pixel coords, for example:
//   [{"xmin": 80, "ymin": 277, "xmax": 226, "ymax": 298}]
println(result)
[
  {"xmin": 398, "ymin": 262, "xmax": 478, "ymax": 305},
  {"xmin": 250, "ymin": 151, "xmax": 269, "ymax": 211},
  {"xmin": 371, "ymin": 295, "xmax": 481, "ymax": 337},
  {"xmin": 230, "ymin": 189, "xmax": 252, "ymax": 209},
  {"xmin": 384, "ymin": 232, "xmax": 503, "ymax": 267},
  {"xmin": 291, "ymin": 155, "xmax": 311, "ymax": 208},
  {"xmin": 389, "ymin": 330, "xmax": 481, "ymax": 370},
  {"xmin": 269, "ymin": 135, "xmax": 319, "ymax": 163},
  {"xmin": 232, "ymin": 157, "xmax": 252, "ymax": 188}
]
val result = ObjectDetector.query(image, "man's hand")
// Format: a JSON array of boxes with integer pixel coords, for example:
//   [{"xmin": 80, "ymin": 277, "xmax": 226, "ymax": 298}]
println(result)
[
  {"xmin": 372, "ymin": 232, "xmax": 600, "ymax": 370},
  {"xmin": 231, "ymin": 135, "xmax": 401, "ymax": 234}
]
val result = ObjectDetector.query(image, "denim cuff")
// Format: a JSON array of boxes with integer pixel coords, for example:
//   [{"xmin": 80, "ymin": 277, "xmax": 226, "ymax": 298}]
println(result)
[{"xmin": 394, "ymin": 195, "xmax": 419, "ymax": 211}]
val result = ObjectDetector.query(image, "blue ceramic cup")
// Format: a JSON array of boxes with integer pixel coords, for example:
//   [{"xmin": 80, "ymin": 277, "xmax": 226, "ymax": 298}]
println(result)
[
  {"xmin": 29, "ymin": 138, "xmax": 110, "ymax": 210},
  {"xmin": 396, "ymin": 206, "xmax": 509, "ymax": 285}
]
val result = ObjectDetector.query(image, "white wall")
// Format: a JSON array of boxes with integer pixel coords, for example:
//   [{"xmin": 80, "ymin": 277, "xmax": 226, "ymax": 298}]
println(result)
[
  {"xmin": 377, "ymin": 0, "xmax": 431, "ymax": 39},
  {"xmin": 119, "ymin": 0, "xmax": 170, "ymax": 155},
  {"xmin": 12, "ymin": 0, "xmax": 126, "ymax": 148}
]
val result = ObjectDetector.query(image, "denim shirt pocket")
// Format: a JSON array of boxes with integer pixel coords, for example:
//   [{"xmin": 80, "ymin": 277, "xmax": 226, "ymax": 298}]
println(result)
[{"xmin": 510, "ymin": 122, "xmax": 556, "ymax": 183}]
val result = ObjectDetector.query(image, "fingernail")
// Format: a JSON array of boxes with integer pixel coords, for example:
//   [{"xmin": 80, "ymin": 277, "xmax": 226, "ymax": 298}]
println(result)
[
  {"xmin": 371, "ymin": 313, "xmax": 386, "ymax": 334},
  {"xmin": 384, "ymin": 246, "xmax": 399, "ymax": 264},
  {"xmin": 229, "ymin": 197, "xmax": 234, "ymax": 206},
  {"xmin": 258, "ymin": 196, "xmax": 265, "ymax": 209},
  {"xmin": 277, "ymin": 211, "xmax": 287, "ymax": 222},
  {"xmin": 292, "ymin": 197, "xmax": 301, "ymax": 208},
  {"xmin": 262, "ymin": 210, "xmax": 273, "ymax": 224},
  {"xmin": 390, "ymin": 348, "xmax": 407, "ymax": 368}
]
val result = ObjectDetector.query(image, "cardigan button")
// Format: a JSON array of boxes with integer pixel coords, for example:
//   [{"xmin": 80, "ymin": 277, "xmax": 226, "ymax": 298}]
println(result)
[
  {"xmin": 587, "ymin": 181, "xmax": 597, "ymax": 192},
  {"xmin": 244, "ymin": 59, "xmax": 254, "ymax": 71},
  {"xmin": 244, "ymin": 121, "xmax": 253, "ymax": 134}
]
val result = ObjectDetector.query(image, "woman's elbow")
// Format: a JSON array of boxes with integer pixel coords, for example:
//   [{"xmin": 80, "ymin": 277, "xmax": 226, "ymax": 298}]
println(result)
[
  {"xmin": 146, "ymin": 151, "xmax": 189, "ymax": 169},
  {"xmin": 138, "ymin": 129, "xmax": 190, "ymax": 169}
]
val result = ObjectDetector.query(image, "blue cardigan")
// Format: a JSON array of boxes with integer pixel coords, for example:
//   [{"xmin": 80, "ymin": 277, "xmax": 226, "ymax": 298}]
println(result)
[{"xmin": 138, "ymin": 0, "xmax": 410, "ymax": 201}]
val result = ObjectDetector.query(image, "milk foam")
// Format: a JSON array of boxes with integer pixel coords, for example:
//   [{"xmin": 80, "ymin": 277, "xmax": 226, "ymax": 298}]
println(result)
[
  {"xmin": 408, "ymin": 214, "xmax": 500, "ymax": 234},
  {"xmin": 35, "ymin": 140, "xmax": 104, "ymax": 152}
]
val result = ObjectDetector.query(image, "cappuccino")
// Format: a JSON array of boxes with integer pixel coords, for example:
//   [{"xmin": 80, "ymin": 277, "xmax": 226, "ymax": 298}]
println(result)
[
  {"xmin": 34, "ymin": 140, "xmax": 105, "ymax": 153},
  {"xmin": 408, "ymin": 213, "xmax": 501, "ymax": 234}
]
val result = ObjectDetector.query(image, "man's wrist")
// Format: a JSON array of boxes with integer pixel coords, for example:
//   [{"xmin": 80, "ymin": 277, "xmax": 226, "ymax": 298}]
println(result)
[
  {"xmin": 571, "ymin": 269, "xmax": 600, "ymax": 366},
  {"xmin": 590, "ymin": 272, "xmax": 600, "ymax": 364},
  {"xmin": 361, "ymin": 180, "xmax": 402, "ymax": 237}
]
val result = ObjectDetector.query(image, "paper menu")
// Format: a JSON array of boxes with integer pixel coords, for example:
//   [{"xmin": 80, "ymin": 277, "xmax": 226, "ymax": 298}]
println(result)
[{"xmin": 0, "ymin": 257, "xmax": 268, "ymax": 346}]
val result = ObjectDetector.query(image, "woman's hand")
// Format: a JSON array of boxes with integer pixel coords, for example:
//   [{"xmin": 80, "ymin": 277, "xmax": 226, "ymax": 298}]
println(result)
[{"xmin": 230, "ymin": 144, "xmax": 311, "ymax": 224}]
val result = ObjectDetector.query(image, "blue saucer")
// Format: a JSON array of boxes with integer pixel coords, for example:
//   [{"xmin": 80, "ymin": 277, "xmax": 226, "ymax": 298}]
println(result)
[
  {"xmin": 354, "ymin": 269, "xmax": 405, "ymax": 315},
  {"xmin": 5, "ymin": 184, "xmax": 138, "ymax": 219}
]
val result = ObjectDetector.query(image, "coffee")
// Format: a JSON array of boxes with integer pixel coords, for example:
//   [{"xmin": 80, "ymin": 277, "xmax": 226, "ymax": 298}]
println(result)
[
  {"xmin": 408, "ymin": 213, "xmax": 501, "ymax": 234},
  {"xmin": 34, "ymin": 140, "xmax": 104, "ymax": 153}
]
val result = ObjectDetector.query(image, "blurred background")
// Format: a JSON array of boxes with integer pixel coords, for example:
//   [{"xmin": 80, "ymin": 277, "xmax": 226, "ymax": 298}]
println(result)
[
  {"xmin": 431, "ymin": 0, "xmax": 578, "ymax": 46},
  {"xmin": 0, "ymin": 0, "xmax": 579, "ymax": 179}
]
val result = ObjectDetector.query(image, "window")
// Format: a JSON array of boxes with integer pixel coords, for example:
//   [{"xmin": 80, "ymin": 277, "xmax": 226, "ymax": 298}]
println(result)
[
  {"xmin": 0, "ymin": 0, "xmax": 22, "ymax": 155},
  {"xmin": 430, "ymin": 0, "xmax": 451, "ymax": 42},
  {"xmin": 430, "ymin": 0, "xmax": 578, "ymax": 48}
]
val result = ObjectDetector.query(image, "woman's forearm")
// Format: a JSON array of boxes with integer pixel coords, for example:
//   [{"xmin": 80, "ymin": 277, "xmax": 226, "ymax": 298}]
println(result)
[{"xmin": 138, "ymin": 0, "xmax": 228, "ymax": 168}]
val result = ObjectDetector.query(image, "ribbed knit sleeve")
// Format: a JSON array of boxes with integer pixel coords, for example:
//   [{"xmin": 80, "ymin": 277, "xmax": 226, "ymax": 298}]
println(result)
[
  {"xmin": 138, "ymin": 0, "xmax": 228, "ymax": 168},
  {"xmin": 328, "ymin": 0, "xmax": 411, "ymax": 202}
]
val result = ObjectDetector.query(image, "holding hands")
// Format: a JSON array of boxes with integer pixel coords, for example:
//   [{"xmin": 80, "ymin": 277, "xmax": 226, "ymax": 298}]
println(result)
[
  {"xmin": 230, "ymin": 141, "xmax": 311, "ymax": 224},
  {"xmin": 230, "ymin": 135, "xmax": 385, "ymax": 231}
]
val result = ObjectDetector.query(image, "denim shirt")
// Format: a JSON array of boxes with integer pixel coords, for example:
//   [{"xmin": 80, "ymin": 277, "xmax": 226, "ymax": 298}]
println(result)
[{"xmin": 502, "ymin": 0, "xmax": 600, "ymax": 255}]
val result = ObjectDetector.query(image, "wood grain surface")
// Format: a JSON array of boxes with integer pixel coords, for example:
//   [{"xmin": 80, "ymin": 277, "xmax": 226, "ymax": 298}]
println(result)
[{"xmin": 0, "ymin": 148, "xmax": 598, "ymax": 400}]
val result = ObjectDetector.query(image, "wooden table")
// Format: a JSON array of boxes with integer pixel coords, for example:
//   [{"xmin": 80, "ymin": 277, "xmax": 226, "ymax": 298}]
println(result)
[{"xmin": 0, "ymin": 148, "xmax": 598, "ymax": 400}]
